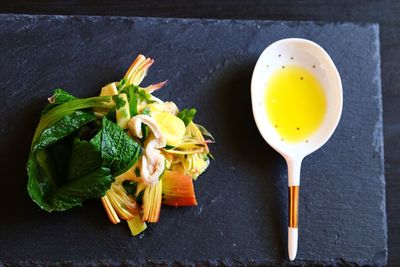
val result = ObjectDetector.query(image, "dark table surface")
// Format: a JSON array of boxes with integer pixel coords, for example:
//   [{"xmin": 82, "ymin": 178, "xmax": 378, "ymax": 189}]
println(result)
[{"xmin": 0, "ymin": 1, "xmax": 398, "ymax": 266}]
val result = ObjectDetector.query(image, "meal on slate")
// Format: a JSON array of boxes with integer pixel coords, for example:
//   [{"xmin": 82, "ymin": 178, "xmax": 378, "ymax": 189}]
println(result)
[{"xmin": 27, "ymin": 55, "xmax": 214, "ymax": 235}]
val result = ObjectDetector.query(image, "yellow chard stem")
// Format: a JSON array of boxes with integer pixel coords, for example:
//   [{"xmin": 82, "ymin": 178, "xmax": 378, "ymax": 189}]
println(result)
[{"xmin": 142, "ymin": 180, "xmax": 163, "ymax": 223}]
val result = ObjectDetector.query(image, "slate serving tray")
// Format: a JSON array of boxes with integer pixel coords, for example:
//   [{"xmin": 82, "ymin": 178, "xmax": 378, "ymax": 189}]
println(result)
[{"xmin": 0, "ymin": 14, "xmax": 386, "ymax": 266}]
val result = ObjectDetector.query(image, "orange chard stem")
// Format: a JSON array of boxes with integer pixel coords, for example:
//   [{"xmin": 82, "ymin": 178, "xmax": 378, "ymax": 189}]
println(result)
[{"xmin": 162, "ymin": 170, "xmax": 197, "ymax": 207}]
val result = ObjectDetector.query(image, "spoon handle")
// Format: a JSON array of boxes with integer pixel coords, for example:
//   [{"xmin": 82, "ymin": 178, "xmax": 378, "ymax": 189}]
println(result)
[{"xmin": 288, "ymin": 185, "xmax": 299, "ymax": 261}]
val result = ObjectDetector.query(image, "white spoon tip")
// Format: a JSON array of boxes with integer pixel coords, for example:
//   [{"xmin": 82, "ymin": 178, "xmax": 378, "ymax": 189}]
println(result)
[{"xmin": 288, "ymin": 227, "xmax": 298, "ymax": 261}]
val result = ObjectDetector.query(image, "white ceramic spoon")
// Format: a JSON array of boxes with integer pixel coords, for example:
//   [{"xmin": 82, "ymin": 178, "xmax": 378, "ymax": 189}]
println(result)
[{"xmin": 251, "ymin": 38, "xmax": 343, "ymax": 261}]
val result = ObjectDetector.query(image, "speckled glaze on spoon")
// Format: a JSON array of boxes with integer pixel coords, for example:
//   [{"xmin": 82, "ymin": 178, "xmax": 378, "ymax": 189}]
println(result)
[{"xmin": 251, "ymin": 38, "xmax": 343, "ymax": 261}]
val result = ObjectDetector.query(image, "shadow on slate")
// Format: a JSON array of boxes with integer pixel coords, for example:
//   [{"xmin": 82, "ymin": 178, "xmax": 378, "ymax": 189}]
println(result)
[{"xmin": 0, "ymin": 14, "xmax": 386, "ymax": 266}]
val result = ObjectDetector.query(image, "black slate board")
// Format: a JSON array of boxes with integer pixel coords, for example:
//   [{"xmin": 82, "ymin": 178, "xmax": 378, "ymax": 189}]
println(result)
[{"xmin": 0, "ymin": 14, "xmax": 386, "ymax": 266}]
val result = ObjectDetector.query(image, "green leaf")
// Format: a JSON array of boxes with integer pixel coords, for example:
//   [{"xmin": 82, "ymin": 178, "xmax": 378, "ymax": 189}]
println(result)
[
  {"xmin": 112, "ymin": 94, "xmax": 127, "ymax": 110},
  {"xmin": 27, "ymin": 92, "xmax": 143, "ymax": 212},
  {"xmin": 68, "ymin": 136, "xmax": 102, "ymax": 181},
  {"xmin": 50, "ymin": 89, "xmax": 77, "ymax": 103},
  {"xmin": 46, "ymin": 137, "xmax": 74, "ymax": 185},
  {"xmin": 33, "ymin": 95, "xmax": 115, "ymax": 145},
  {"xmin": 33, "ymin": 111, "xmax": 96, "ymax": 151},
  {"xmin": 27, "ymin": 153, "xmax": 114, "ymax": 211},
  {"xmin": 41, "ymin": 89, "xmax": 77, "ymax": 116},
  {"xmin": 105, "ymin": 106, "xmax": 117, "ymax": 122},
  {"xmin": 27, "ymin": 153, "xmax": 53, "ymax": 210},
  {"xmin": 45, "ymin": 167, "xmax": 113, "ymax": 211},
  {"xmin": 177, "ymin": 108, "xmax": 197, "ymax": 126},
  {"xmin": 100, "ymin": 117, "xmax": 142, "ymax": 176}
]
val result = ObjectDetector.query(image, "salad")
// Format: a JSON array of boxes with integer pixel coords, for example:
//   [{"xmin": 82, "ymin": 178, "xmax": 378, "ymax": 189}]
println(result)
[{"xmin": 27, "ymin": 55, "xmax": 214, "ymax": 235}]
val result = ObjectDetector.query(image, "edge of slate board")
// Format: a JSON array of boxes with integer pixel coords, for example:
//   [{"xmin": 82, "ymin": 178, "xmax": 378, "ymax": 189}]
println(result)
[
  {"xmin": 0, "ymin": 13, "xmax": 386, "ymax": 267},
  {"xmin": 0, "ymin": 12, "xmax": 381, "ymax": 29}
]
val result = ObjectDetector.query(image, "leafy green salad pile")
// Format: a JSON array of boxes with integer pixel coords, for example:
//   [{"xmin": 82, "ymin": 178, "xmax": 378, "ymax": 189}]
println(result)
[{"xmin": 27, "ymin": 55, "xmax": 213, "ymax": 235}]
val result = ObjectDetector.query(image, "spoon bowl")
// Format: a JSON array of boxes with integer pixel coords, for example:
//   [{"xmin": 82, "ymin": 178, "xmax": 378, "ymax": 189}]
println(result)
[{"xmin": 251, "ymin": 38, "xmax": 343, "ymax": 261}]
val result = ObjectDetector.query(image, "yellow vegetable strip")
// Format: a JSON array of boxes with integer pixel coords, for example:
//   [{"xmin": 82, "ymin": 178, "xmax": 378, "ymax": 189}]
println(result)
[
  {"xmin": 162, "ymin": 148, "xmax": 205, "ymax": 155},
  {"xmin": 106, "ymin": 191, "xmax": 135, "ymax": 220},
  {"xmin": 131, "ymin": 58, "xmax": 154, "ymax": 86},
  {"xmin": 142, "ymin": 180, "xmax": 162, "ymax": 223},
  {"xmin": 101, "ymin": 196, "xmax": 121, "ymax": 224},
  {"xmin": 127, "ymin": 215, "xmax": 147, "ymax": 236},
  {"xmin": 124, "ymin": 54, "xmax": 146, "ymax": 83}
]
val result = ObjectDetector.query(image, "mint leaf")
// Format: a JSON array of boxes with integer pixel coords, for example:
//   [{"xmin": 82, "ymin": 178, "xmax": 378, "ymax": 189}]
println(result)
[
  {"xmin": 68, "ymin": 136, "xmax": 102, "ymax": 181},
  {"xmin": 33, "ymin": 95, "xmax": 114, "ymax": 144},
  {"xmin": 46, "ymin": 167, "xmax": 113, "ymax": 211},
  {"xmin": 101, "ymin": 117, "xmax": 142, "ymax": 176},
  {"xmin": 34, "ymin": 111, "xmax": 96, "ymax": 151}
]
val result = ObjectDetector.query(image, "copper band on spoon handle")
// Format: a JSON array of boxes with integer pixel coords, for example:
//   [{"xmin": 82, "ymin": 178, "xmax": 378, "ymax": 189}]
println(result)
[
  {"xmin": 288, "ymin": 185, "xmax": 299, "ymax": 260},
  {"xmin": 289, "ymin": 186, "xmax": 299, "ymax": 228}
]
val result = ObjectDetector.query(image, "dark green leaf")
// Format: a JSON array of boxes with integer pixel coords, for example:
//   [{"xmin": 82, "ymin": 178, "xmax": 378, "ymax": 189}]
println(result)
[
  {"xmin": 177, "ymin": 108, "xmax": 197, "ymax": 126},
  {"xmin": 46, "ymin": 167, "xmax": 113, "ymax": 211},
  {"xmin": 27, "ymin": 93, "xmax": 142, "ymax": 212},
  {"xmin": 33, "ymin": 111, "xmax": 96, "ymax": 152},
  {"xmin": 33, "ymin": 95, "xmax": 114, "ymax": 144},
  {"xmin": 101, "ymin": 117, "xmax": 142, "ymax": 176},
  {"xmin": 68, "ymin": 136, "xmax": 102, "ymax": 181},
  {"xmin": 46, "ymin": 137, "xmax": 74, "ymax": 185},
  {"xmin": 27, "ymin": 151, "xmax": 55, "ymax": 204},
  {"xmin": 50, "ymin": 89, "xmax": 77, "ymax": 103},
  {"xmin": 41, "ymin": 89, "xmax": 77, "ymax": 116},
  {"xmin": 28, "ymin": 147, "xmax": 113, "ymax": 212},
  {"xmin": 105, "ymin": 106, "xmax": 117, "ymax": 122}
]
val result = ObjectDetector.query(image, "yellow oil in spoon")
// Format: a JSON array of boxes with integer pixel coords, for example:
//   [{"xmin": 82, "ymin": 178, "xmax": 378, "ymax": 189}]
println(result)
[{"xmin": 265, "ymin": 65, "xmax": 327, "ymax": 143}]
